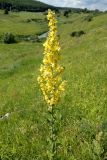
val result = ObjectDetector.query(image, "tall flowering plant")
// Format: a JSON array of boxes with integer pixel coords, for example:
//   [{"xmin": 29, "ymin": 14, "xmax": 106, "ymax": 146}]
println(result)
[{"xmin": 37, "ymin": 9, "xmax": 66, "ymax": 159}]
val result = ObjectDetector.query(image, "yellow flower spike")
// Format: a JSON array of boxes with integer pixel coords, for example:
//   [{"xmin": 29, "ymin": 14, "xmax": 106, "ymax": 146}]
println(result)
[{"xmin": 37, "ymin": 9, "xmax": 66, "ymax": 107}]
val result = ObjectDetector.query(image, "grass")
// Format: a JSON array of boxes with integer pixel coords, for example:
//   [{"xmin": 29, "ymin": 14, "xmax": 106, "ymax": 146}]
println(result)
[
  {"xmin": 0, "ymin": 10, "xmax": 107, "ymax": 160},
  {"xmin": 0, "ymin": 10, "xmax": 47, "ymax": 35}
]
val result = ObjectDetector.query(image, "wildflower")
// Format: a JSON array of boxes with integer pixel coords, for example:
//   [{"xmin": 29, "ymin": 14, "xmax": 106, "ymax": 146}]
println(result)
[{"xmin": 37, "ymin": 9, "xmax": 66, "ymax": 106}]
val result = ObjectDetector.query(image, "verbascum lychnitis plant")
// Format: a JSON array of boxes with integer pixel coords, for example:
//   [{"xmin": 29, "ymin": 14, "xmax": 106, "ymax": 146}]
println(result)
[{"xmin": 37, "ymin": 9, "xmax": 66, "ymax": 160}]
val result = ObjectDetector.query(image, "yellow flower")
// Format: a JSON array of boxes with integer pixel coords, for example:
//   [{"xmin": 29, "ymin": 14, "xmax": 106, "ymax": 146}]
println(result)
[{"xmin": 37, "ymin": 9, "xmax": 66, "ymax": 106}]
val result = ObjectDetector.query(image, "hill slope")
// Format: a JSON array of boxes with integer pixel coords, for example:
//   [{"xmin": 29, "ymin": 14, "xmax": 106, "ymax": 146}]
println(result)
[
  {"xmin": 0, "ymin": 0, "xmax": 54, "ymax": 11},
  {"xmin": 0, "ymin": 11, "xmax": 107, "ymax": 159}
]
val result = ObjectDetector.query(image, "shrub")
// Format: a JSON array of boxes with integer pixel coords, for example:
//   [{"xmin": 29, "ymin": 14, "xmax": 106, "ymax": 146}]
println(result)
[
  {"xmin": 70, "ymin": 30, "xmax": 85, "ymax": 37},
  {"xmin": 63, "ymin": 11, "xmax": 69, "ymax": 17},
  {"xmin": 70, "ymin": 31, "xmax": 77, "ymax": 37},
  {"xmin": 79, "ymin": 30, "xmax": 85, "ymax": 35},
  {"xmin": 4, "ymin": 9, "xmax": 9, "ymax": 15},
  {"xmin": 26, "ymin": 19, "xmax": 31, "ymax": 23},
  {"xmin": 84, "ymin": 15, "xmax": 93, "ymax": 22},
  {"xmin": 3, "ymin": 33, "xmax": 16, "ymax": 44}
]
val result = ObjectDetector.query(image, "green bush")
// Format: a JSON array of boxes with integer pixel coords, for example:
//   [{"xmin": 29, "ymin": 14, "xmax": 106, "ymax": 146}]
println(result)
[
  {"xmin": 4, "ymin": 9, "xmax": 9, "ymax": 15},
  {"xmin": 3, "ymin": 33, "xmax": 16, "ymax": 44},
  {"xmin": 84, "ymin": 15, "xmax": 93, "ymax": 22},
  {"xmin": 70, "ymin": 30, "xmax": 85, "ymax": 37},
  {"xmin": 63, "ymin": 11, "xmax": 69, "ymax": 17}
]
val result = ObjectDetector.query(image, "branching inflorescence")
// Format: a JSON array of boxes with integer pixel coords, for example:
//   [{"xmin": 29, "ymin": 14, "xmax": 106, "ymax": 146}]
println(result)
[{"xmin": 37, "ymin": 9, "xmax": 66, "ymax": 107}]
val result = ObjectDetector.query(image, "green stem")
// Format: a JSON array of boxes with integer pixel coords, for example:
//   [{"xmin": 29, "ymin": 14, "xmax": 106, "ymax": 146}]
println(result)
[
  {"xmin": 48, "ymin": 106, "xmax": 57, "ymax": 160},
  {"xmin": 51, "ymin": 107, "xmax": 56, "ymax": 158}
]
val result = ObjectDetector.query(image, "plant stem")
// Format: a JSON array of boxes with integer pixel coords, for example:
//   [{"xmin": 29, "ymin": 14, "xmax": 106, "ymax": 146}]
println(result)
[
  {"xmin": 48, "ymin": 106, "xmax": 57, "ymax": 160},
  {"xmin": 51, "ymin": 107, "xmax": 55, "ymax": 158}
]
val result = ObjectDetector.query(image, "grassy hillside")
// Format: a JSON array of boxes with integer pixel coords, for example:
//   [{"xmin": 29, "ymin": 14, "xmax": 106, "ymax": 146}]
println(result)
[
  {"xmin": 0, "ymin": 10, "xmax": 107, "ymax": 159},
  {"xmin": 0, "ymin": 10, "xmax": 48, "ymax": 36}
]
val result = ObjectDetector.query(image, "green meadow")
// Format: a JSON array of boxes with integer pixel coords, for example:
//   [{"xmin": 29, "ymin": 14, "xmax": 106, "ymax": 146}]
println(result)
[{"xmin": 0, "ymin": 9, "xmax": 107, "ymax": 160}]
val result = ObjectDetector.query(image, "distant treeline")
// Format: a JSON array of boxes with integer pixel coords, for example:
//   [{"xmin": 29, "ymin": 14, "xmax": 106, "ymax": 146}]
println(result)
[
  {"xmin": 59, "ymin": 8, "xmax": 103, "ymax": 14},
  {"xmin": 0, "ymin": 0, "xmax": 55, "ymax": 12},
  {"xmin": 0, "ymin": 0, "xmax": 104, "ymax": 13}
]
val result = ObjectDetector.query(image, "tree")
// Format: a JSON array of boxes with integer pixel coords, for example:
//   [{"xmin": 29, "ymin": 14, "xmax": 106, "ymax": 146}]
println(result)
[
  {"xmin": 4, "ymin": 9, "xmax": 9, "ymax": 14},
  {"xmin": 63, "ymin": 10, "xmax": 69, "ymax": 17}
]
